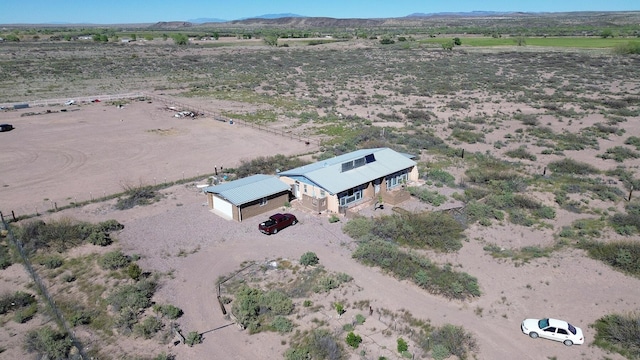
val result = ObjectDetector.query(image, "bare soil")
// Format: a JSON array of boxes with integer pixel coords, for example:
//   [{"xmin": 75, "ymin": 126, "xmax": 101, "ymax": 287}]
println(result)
[{"xmin": 1, "ymin": 39, "xmax": 639, "ymax": 360}]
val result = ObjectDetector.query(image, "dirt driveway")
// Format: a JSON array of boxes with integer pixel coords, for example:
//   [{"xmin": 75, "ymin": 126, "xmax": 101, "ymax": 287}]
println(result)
[{"xmin": 44, "ymin": 183, "xmax": 634, "ymax": 360}]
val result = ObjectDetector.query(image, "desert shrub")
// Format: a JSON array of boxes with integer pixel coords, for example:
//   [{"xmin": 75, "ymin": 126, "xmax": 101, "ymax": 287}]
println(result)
[
  {"xmin": 532, "ymin": 206, "xmax": 556, "ymax": 219},
  {"xmin": 114, "ymin": 307, "xmax": 138, "ymax": 335},
  {"xmin": 450, "ymin": 129, "xmax": 484, "ymax": 144},
  {"xmin": 271, "ymin": 315, "xmax": 294, "ymax": 333},
  {"xmin": 262, "ymin": 290, "xmax": 294, "ymax": 315},
  {"xmin": 14, "ymin": 303, "xmax": 38, "ymax": 323},
  {"xmin": 397, "ymin": 337, "xmax": 408, "ymax": 352},
  {"xmin": 355, "ymin": 313, "xmax": 366, "ymax": 325},
  {"xmin": 592, "ymin": 312, "xmax": 640, "ymax": 359},
  {"xmin": 431, "ymin": 344, "xmax": 451, "ymax": 360},
  {"xmin": 465, "ymin": 201, "xmax": 504, "ymax": 223},
  {"xmin": 407, "ymin": 187, "xmax": 447, "ymax": 206},
  {"xmin": 610, "ymin": 204, "xmax": 640, "ymax": 235},
  {"xmin": 231, "ymin": 286, "xmax": 293, "ymax": 333},
  {"xmin": 346, "ymin": 332, "xmax": 362, "ymax": 348},
  {"xmin": 40, "ymin": 255, "xmax": 63, "ymax": 269},
  {"xmin": 430, "ymin": 324, "xmax": 477, "ymax": 360},
  {"xmin": 0, "ymin": 291, "xmax": 36, "ymax": 314},
  {"xmin": 107, "ymin": 279, "xmax": 157, "ymax": 311},
  {"xmin": 345, "ymin": 213, "xmax": 465, "ymax": 252},
  {"xmin": 18, "ymin": 218, "xmax": 82, "ymax": 253},
  {"xmin": 342, "ymin": 217, "xmax": 376, "ymax": 240},
  {"xmin": 98, "ymin": 250, "xmax": 130, "ymax": 270},
  {"xmin": 314, "ymin": 273, "xmax": 352, "ymax": 293},
  {"xmin": 154, "ymin": 304, "xmax": 183, "ymax": 319},
  {"xmin": 505, "ymin": 147, "xmax": 537, "ymax": 161},
  {"xmin": 134, "ymin": 316, "xmax": 164, "ymax": 339},
  {"xmin": 334, "ymin": 302, "xmax": 345, "ymax": 316},
  {"xmin": 127, "ymin": 262, "xmax": 143, "ymax": 281},
  {"xmin": 70, "ymin": 310, "xmax": 92, "ymax": 326},
  {"xmin": 464, "ymin": 154, "xmax": 519, "ymax": 184},
  {"xmin": 548, "ymin": 158, "xmax": 599, "ymax": 175},
  {"xmin": 16, "ymin": 218, "xmax": 121, "ymax": 253},
  {"xmin": 115, "ymin": 184, "xmax": 159, "ymax": 210},
  {"xmin": 24, "ymin": 326, "xmax": 72, "ymax": 360},
  {"xmin": 352, "ymin": 240, "xmax": 480, "ymax": 300},
  {"xmin": 625, "ymin": 136, "xmax": 640, "ymax": 150},
  {"xmin": 87, "ymin": 230, "xmax": 112, "ymax": 246},
  {"xmin": 514, "ymin": 113, "xmax": 539, "ymax": 126},
  {"xmin": 155, "ymin": 352, "xmax": 176, "ymax": 360},
  {"xmin": 447, "ymin": 100, "xmax": 469, "ymax": 110},
  {"xmin": 0, "ymin": 238, "xmax": 14, "ymax": 270},
  {"xmin": 185, "ymin": 331, "xmax": 203, "ymax": 347},
  {"xmin": 423, "ymin": 168, "xmax": 456, "ymax": 187},
  {"xmin": 98, "ymin": 219, "xmax": 124, "ymax": 232},
  {"xmin": 285, "ymin": 328, "xmax": 343, "ymax": 360},
  {"xmin": 599, "ymin": 146, "xmax": 640, "ymax": 162},
  {"xmin": 300, "ymin": 252, "xmax": 319, "ymax": 267},
  {"xmin": 577, "ymin": 239, "xmax": 640, "ymax": 276},
  {"xmin": 235, "ymin": 154, "xmax": 309, "ymax": 178},
  {"xmin": 507, "ymin": 208, "xmax": 534, "ymax": 226}
]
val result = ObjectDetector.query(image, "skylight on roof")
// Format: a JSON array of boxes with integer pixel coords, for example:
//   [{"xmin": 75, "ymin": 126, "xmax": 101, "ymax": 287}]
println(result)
[{"xmin": 341, "ymin": 154, "xmax": 375, "ymax": 172}]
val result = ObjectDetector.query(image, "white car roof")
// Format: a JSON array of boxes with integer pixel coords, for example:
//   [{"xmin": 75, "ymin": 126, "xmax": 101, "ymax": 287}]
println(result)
[{"xmin": 548, "ymin": 318, "xmax": 570, "ymax": 328}]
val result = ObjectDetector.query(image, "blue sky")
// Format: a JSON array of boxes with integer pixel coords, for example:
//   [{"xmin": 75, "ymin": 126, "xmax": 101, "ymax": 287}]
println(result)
[{"xmin": 1, "ymin": 0, "xmax": 638, "ymax": 24}]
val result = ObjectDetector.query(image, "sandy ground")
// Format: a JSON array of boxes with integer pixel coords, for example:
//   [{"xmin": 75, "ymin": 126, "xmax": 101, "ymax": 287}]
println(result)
[
  {"xmin": 0, "ymin": 99, "xmax": 314, "ymax": 216},
  {"xmin": 1, "ymin": 95, "xmax": 640, "ymax": 359},
  {"xmin": 40, "ymin": 183, "xmax": 637, "ymax": 360}
]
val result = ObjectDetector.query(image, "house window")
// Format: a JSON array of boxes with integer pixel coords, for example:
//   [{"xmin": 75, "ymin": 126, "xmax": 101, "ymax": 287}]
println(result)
[
  {"xmin": 339, "ymin": 187, "xmax": 363, "ymax": 206},
  {"xmin": 304, "ymin": 184, "xmax": 308, "ymax": 193},
  {"xmin": 320, "ymin": 190, "xmax": 326, "ymax": 197},
  {"xmin": 260, "ymin": 197, "xmax": 268, "ymax": 206},
  {"xmin": 386, "ymin": 171, "xmax": 408, "ymax": 190}
]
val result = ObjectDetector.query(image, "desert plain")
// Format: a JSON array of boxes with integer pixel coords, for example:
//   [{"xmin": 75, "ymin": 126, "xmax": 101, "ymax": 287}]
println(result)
[{"xmin": 1, "ymin": 19, "xmax": 640, "ymax": 360}]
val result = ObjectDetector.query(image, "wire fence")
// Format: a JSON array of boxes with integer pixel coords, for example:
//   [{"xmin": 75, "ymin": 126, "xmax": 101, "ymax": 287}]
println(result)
[
  {"xmin": 144, "ymin": 93, "xmax": 321, "ymax": 146},
  {"xmin": 2, "ymin": 92, "xmax": 321, "ymax": 145},
  {"xmin": 0, "ymin": 213, "xmax": 88, "ymax": 359}
]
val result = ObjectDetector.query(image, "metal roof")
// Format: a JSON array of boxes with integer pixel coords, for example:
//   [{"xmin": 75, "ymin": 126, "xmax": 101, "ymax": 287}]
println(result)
[
  {"xmin": 204, "ymin": 174, "xmax": 290, "ymax": 205},
  {"xmin": 278, "ymin": 148, "xmax": 416, "ymax": 195}
]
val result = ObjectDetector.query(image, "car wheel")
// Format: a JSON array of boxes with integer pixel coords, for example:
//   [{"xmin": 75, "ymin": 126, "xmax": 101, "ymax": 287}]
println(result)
[
  {"xmin": 529, "ymin": 332, "xmax": 539, "ymax": 339},
  {"xmin": 563, "ymin": 340, "xmax": 573, "ymax": 346},
  {"xmin": 292, "ymin": 220, "xmax": 298, "ymax": 225},
  {"xmin": 273, "ymin": 228, "xmax": 278, "ymax": 234}
]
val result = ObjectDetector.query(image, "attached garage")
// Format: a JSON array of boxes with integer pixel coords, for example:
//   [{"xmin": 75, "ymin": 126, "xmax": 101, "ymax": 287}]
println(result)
[
  {"xmin": 204, "ymin": 174, "xmax": 292, "ymax": 222},
  {"xmin": 212, "ymin": 197, "xmax": 233, "ymax": 219}
]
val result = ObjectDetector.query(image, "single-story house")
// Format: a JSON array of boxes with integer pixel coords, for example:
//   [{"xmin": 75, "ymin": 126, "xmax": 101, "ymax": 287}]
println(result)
[
  {"xmin": 204, "ymin": 174, "xmax": 291, "ymax": 222},
  {"xmin": 278, "ymin": 147, "xmax": 418, "ymax": 214}
]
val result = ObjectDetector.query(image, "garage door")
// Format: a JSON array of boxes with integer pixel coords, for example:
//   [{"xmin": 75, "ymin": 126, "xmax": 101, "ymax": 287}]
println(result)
[{"xmin": 214, "ymin": 196, "xmax": 233, "ymax": 219}]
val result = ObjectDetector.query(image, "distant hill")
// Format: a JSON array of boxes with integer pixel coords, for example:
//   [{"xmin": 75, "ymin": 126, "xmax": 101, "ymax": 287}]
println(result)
[
  {"xmin": 406, "ymin": 11, "xmax": 512, "ymax": 18},
  {"xmin": 246, "ymin": 13, "xmax": 305, "ymax": 20},
  {"xmin": 188, "ymin": 17, "xmax": 226, "ymax": 24}
]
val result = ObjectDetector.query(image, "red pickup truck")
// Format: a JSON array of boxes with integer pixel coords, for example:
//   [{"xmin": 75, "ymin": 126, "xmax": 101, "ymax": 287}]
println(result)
[{"xmin": 259, "ymin": 213, "xmax": 298, "ymax": 235}]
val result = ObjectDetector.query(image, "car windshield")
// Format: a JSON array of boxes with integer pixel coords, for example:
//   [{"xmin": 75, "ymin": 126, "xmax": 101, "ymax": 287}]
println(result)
[
  {"xmin": 538, "ymin": 318, "xmax": 549, "ymax": 329},
  {"xmin": 567, "ymin": 323, "xmax": 577, "ymax": 335}
]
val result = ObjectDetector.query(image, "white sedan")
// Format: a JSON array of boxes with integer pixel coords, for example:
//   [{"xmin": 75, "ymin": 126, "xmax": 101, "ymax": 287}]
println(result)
[{"xmin": 521, "ymin": 318, "xmax": 584, "ymax": 346}]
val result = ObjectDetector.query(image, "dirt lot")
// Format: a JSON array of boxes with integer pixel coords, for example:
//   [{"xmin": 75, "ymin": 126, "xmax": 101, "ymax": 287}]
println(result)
[
  {"xmin": 0, "ymin": 99, "xmax": 313, "ymax": 215},
  {"xmin": 1, "ymin": 37, "xmax": 640, "ymax": 360}
]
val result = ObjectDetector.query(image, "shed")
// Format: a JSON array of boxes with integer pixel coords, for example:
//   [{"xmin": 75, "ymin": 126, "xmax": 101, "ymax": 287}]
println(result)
[{"xmin": 204, "ymin": 174, "xmax": 291, "ymax": 222}]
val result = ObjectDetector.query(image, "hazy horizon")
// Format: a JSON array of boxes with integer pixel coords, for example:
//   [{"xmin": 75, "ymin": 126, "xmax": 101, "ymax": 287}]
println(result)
[{"xmin": 1, "ymin": 0, "xmax": 638, "ymax": 25}]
